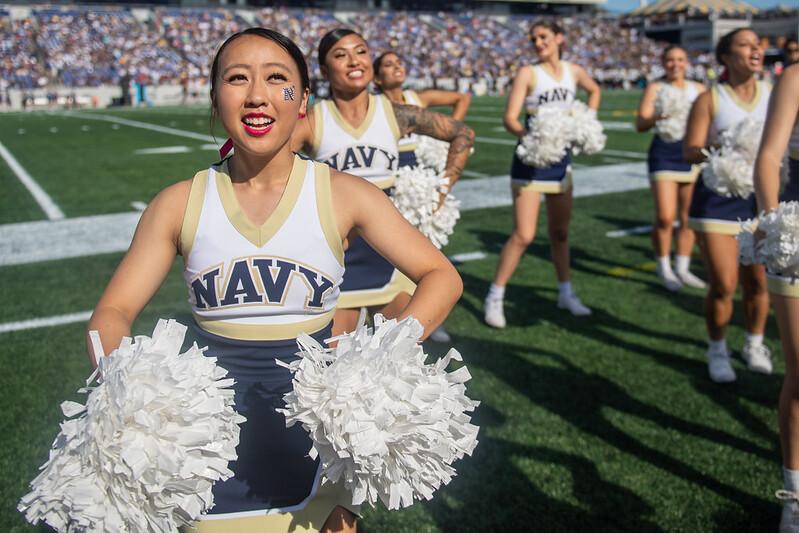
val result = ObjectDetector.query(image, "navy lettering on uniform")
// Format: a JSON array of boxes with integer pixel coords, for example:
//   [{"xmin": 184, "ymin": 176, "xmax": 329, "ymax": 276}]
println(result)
[
  {"xmin": 252, "ymin": 258, "xmax": 295, "ymax": 303},
  {"xmin": 357, "ymin": 146, "xmax": 377, "ymax": 167},
  {"xmin": 192, "ymin": 268, "xmax": 221, "ymax": 309},
  {"xmin": 326, "ymin": 153, "xmax": 339, "ymax": 170},
  {"xmin": 297, "ymin": 265, "xmax": 335, "ymax": 308},
  {"xmin": 220, "ymin": 260, "xmax": 262, "ymax": 306},
  {"xmin": 538, "ymin": 87, "xmax": 574, "ymax": 105},
  {"xmin": 340, "ymin": 147, "xmax": 359, "ymax": 171},
  {"xmin": 378, "ymin": 149, "xmax": 398, "ymax": 170}
]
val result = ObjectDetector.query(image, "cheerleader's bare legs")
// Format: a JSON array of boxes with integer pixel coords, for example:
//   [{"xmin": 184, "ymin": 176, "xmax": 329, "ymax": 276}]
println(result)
[{"xmin": 485, "ymin": 188, "xmax": 589, "ymax": 329}]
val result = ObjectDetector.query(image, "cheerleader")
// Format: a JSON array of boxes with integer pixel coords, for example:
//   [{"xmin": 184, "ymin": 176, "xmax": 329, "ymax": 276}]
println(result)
[
  {"xmin": 752, "ymin": 63, "xmax": 799, "ymax": 529},
  {"xmin": 635, "ymin": 45, "xmax": 706, "ymax": 291},
  {"xmin": 292, "ymin": 28, "xmax": 474, "ymax": 337},
  {"xmin": 87, "ymin": 28, "xmax": 462, "ymax": 533},
  {"xmin": 684, "ymin": 28, "xmax": 772, "ymax": 383},
  {"xmin": 373, "ymin": 50, "xmax": 472, "ymax": 343},
  {"xmin": 483, "ymin": 20, "xmax": 600, "ymax": 328},
  {"xmin": 373, "ymin": 50, "xmax": 472, "ymax": 168}
]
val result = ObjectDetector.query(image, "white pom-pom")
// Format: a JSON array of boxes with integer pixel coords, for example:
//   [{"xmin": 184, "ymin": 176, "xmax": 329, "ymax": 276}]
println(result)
[
  {"xmin": 18, "ymin": 319, "xmax": 245, "ymax": 533},
  {"xmin": 653, "ymin": 84, "xmax": 692, "ymax": 142},
  {"xmin": 515, "ymin": 106, "xmax": 572, "ymax": 168},
  {"xmin": 416, "ymin": 135, "xmax": 450, "ymax": 173},
  {"xmin": 568, "ymin": 101, "xmax": 606, "ymax": 156},
  {"xmin": 703, "ymin": 117, "xmax": 764, "ymax": 198},
  {"xmin": 279, "ymin": 314, "xmax": 480, "ymax": 510},
  {"xmin": 392, "ymin": 165, "xmax": 461, "ymax": 249},
  {"xmin": 737, "ymin": 217, "xmax": 762, "ymax": 266},
  {"xmin": 516, "ymin": 102, "xmax": 605, "ymax": 167},
  {"xmin": 756, "ymin": 202, "xmax": 799, "ymax": 277}
]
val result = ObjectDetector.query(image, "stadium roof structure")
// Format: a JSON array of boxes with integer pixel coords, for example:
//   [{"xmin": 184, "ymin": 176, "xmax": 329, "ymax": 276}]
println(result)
[{"xmin": 631, "ymin": 0, "xmax": 758, "ymax": 16}]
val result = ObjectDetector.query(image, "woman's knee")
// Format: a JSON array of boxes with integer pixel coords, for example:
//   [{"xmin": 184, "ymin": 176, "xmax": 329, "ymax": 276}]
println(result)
[
  {"xmin": 548, "ymin": 226, "xmax": 569, "ymax": 245},
  {"xmin": 510, "ymin": 228, "xmax": 536, "ymax": 247}
]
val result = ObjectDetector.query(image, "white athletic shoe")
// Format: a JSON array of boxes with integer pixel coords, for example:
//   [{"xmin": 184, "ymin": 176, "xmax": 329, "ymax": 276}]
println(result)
[
  {"xmin": 484, "ymin": 297, "xmax": 506, "ymax": 329},
  {"xmin": 557, "ymin": 293, "xmax": 592, "ymax": 316},
  {"xmin": 707, "ymin": 347, "xmax": 736, "ymax": 383},
  {"xmin": 657, "ymin": 264, "xmax": 683, "ymax": 292},
  {"xmin": 676, "ymin": 269, "xmax": 707, "ymax": 289},
  {"xmin": 777, "ymin": 490, "xmax": 799, "ymax": 533},
  {"xmin": 741, "ymin": 342, "xmax": 773, "ymax": 374},
  {"xmin": 429, "ymin": 325, "xmax": 452, "ymax": 343}
]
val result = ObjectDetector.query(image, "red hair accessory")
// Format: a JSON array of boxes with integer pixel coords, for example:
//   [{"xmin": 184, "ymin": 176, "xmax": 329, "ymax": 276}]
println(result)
[{"xmin": 219, "ymin": 138, "xmax": 234, "ymax": 159}]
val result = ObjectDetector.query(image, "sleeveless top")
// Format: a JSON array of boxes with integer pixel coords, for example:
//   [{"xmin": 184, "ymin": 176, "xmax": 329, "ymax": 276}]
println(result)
[
  {"xmin": 709, "ymin": 80, "xmax": 771, "ymax": 143},
  {"xmin": 524, "ymin": 60, "xmax": 577, "ymax": 115},
  {"xmin": 308, "ymin": 93, "xmax": 400, "ymax": 190},
  {"xmin": 398, "ymin": 89, "xmax": 423, "ymax": 155},
  {"xmin": 180, "ymin": 155, "xmax": 344, "ymax": 342}
]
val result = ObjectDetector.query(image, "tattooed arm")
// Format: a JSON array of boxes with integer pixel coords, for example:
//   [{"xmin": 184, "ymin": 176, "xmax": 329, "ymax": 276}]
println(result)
[{"xmin": 392, "ymin": 103, "xmax": 475, "ymax": 192}]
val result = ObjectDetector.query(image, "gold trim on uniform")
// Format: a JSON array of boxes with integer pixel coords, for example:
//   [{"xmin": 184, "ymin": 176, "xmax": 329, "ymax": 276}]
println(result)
[
  {"xmin": 372, "ymin": 176, "xmax": 396, "ymax": 190},
  {"xmin": 314, "ymin": 163, "xmax": 344, "ymax": 266},
  {"xmin": 215, "ymin": 156, "xmax": 307, "ymax": 248},
  {"xmin": 512, "ymin": 170, "xmax": 573, "ymax": 194},
  {"xmin": 399, "ymin": 142, "xmax": 418, "ymax": 153},
  {"xmin": 540, "ymin": 60, "xmax": 568, "ymax": 82},
  {"xmin": 180, "ymin": 170, "xmax": 209, "ymax": 258},
  {"xmin": 338, "ymin": 270, "xmax": 416, "ymax": 309},
  {"xmin": 310, "ymin": 102, "xmax": 324, "ymax": 155},
  {"xmin": 380, "ymin": 94, "xmax": 402, "ymax": 141},
  {"xmin": 688, "ymin": 217, "xmax": 742, "ymax": 235},
  {"xmin": 768, "ymin": 274, "xmax": 799, "ymax": 298},
  {"xmin": 721, "ymin": 81, "xmax": 763, "ymax": 113},
  {"xmin": 189, "ymin": 481, "xmax": 359, "ymax": 533},
  {"xmin": 195, "ymin": 309, "xmax": 335, "ymax": 341},
  {"xmin": 326, "ymin": 94, "xmax": 377, "ymax": 139},
  {"xmin": 710, "ymin": 86, "xmax": 719, "ymax": 119},
  {"xmin": 650, "ymin": 167, "xmax": 700, "ymax": 183}
]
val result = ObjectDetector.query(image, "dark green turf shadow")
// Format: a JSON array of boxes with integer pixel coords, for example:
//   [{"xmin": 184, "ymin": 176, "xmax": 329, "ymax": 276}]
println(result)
[
  {"xmin": 448, "ymin": 334, "xmax": 778, "ymax": 529},
  {"xmin": 459, "ymin": 268, "xmax": 779, "ymax": 455}
]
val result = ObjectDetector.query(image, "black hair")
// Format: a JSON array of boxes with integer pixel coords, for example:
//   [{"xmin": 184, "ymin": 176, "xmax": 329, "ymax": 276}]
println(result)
[
  {"xmin": 661, "ymin": 44, "xmax": 687, "ymax": 63},
  {"xmin": 318, "ymin": 28, "xmax": 362, "ymax": 69},
  {"xmin": 209, "ymin": 27, "xmax": 310, "ymax": 107},
  {"xmin": 373, "ymin": 51, "xmax": 400, "ymax": 78},
  {"xmin": 715, "ymin": 27, "xmax": 753, "ymax": 67}
]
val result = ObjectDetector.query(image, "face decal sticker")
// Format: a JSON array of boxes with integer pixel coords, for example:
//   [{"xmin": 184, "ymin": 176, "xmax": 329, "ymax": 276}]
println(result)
[{"xmin": 283, "ymin": 86, "xmax": 296, "ymax": 101}]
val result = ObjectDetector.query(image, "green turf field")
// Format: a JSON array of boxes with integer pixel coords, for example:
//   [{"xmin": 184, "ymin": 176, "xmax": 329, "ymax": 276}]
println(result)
[{"xmin": 0, "ymin": 92, "xmax": 784, "ymax": 532}]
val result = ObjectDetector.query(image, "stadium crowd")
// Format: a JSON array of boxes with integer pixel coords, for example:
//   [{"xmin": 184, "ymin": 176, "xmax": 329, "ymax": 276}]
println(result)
[{"xmin": 0, "ymin": 5, "xmax": 720, "ymax": 93}]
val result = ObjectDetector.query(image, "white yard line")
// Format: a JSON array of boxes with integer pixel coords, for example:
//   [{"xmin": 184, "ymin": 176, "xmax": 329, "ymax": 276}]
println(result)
[
  {"xmin": 462, "ymin": 169, "xmax": 490, "ymax": 178},
  {"xmin": 448, "ymin": 251, "xmax": 487, "ymax": 263},
  {"xmin": 606, "ymin": 221, "xmax": 677, "ymax": 238},
  {"xmin": 0, "ymin": 310, "xmax": 92, "ymax": 334},
  {"xmin": 61, "ymin": 112, "xmax": 216, "ymax": 143},
  {"xmin": 134, "ymin": 146, "xmax": 192, "ymax": 155},
  {"xmin": 0, "ymin": 140, "xmax": 65, "ymax": 220}
]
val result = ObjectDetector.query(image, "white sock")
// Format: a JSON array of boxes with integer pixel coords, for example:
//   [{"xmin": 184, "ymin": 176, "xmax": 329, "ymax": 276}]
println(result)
[
  {"xmin": 708, "ymin": 338, "xmax": 728, "ymax": 354},
  {"xmin": 745, "ymin": 333, "xmax": 764, "ymax": 348},
  {"xmin": 656, "ymin": 256, "xmax": 673, "ymax": 274},
  {"xmin": 558, "ymin": 281, "xmax": 573, "ymax": 297},
  {"xmin": 675, "ymin": 255, "xmax": 691, "ymax": 274},
  {"xmin": 785, "ymin": 467, "xmax": 799, "ymax": 493},
  {"xmin": 487, "ymin": 283, "xmax": 505, "ymax": 301}
]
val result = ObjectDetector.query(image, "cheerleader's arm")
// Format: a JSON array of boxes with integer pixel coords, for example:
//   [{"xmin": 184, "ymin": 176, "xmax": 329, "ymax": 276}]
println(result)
[
  {"xmin": 572, "ymin": 64, "xmax": 601, "ymax": 111},
  {"xmin": 755, "ymin": 63, "xmax": 799, "ymax": 212},
  {"xmin": 330, "ymin": 170, "xmax": 462, "ymax": 338},
  {"xmin": 417, "ymin": 89, "xmax": 472, "ymax": 121},
  {"xmin": 393, "ymin": 102, "xmax": 475, "ymax": 192},
  {"xmin": 503, "ymin": 65, "xmax": 534, "ymax": 138},
  {"xmin": 635, "ymin": 82, "xmax": 660, "ymax": 132},
  {"xmin": 86, "ymin": 181, "xmax": 189, "ymax": 367},
  {"xmin": 683, "ymin": 90, "xmax": 713, "ymax": 164}
]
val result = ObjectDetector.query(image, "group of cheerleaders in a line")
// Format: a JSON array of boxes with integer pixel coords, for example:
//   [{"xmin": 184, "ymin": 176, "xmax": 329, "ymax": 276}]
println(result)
[{"xmin": 83, "ymin": 20, "xmax": 799, "ymax": 533}]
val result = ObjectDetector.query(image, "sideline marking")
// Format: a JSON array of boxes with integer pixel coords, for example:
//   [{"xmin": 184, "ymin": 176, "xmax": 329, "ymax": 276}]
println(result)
[
  {"xmin": 462, "ymin": 169, "xmax": 490, "ymax": 178},
  {"xmin": 449, "ymin": 251, "xmax": 487, "ymax": 263},
  {"xmin": 60, "ymin": 112, "xmax": 215, "ymax": 142},
  {"xmin": 0, "ymin": 140, "xmax": 65, "ymax": 220},
  {"xmin": 135, "ymin": 145, "xmax": 192, "ymax": 155},
  {"xmin": 607, "ymin": 261, "xmax": 657, "ymax": 278},
  {"xmin": 606, "ymin": 221, "xmax": 677, "ymax": 238},
  {"xmin": 0, "ymin": 310, "xmax": 92, "ymax": 334}
]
